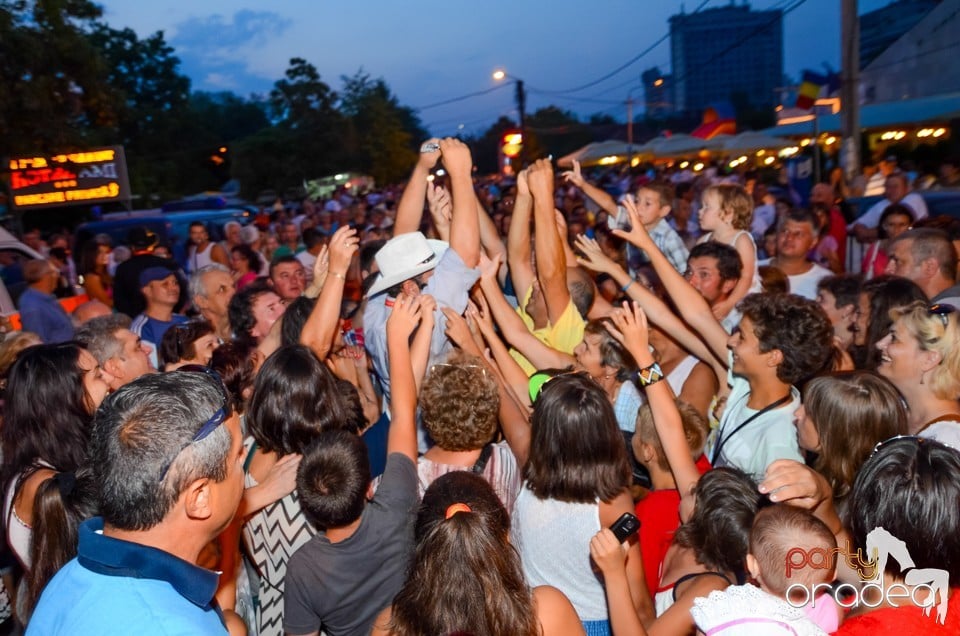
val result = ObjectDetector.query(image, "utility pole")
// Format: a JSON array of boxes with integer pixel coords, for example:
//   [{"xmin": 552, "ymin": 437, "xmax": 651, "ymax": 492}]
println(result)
[
  {"xmin": 841, "ymin": 0, "xmax": 860, "ymax": 182},
  {"xmin": 627, "ymin": 96, "xmax": 634, "ymax": 166},
  {"xmin": 515, "ymin": 79, "xmax": 527, "ymax": 167}
]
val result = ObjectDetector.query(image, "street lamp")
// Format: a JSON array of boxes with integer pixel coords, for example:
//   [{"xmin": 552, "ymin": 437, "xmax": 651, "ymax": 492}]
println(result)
[{"xmin": 492, "ymin": 69, "xmax": 527, "ymax": 166}]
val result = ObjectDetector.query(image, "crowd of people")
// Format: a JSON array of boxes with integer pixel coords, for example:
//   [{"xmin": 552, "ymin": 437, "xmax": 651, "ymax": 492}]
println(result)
[{"xmin": 1, "ymin": 137, "xmax": 959, "ymax": 636}]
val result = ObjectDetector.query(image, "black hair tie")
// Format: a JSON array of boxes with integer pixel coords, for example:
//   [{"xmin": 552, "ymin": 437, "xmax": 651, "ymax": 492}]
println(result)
[{"xmin": 54, "ymin": 472, "xmax": 77, "ymax": 499}]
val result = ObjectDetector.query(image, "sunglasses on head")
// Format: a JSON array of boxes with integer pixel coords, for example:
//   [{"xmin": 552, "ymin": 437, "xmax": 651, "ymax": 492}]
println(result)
[{"xmin": 928, "ymin": 303, "xmax": 957, "ymax": 327}]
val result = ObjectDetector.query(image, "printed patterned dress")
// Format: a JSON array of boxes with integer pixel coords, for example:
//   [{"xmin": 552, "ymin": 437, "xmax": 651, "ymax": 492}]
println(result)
[{"xmin": 243, "ymin": 445, "xmax": 317, "ymax": 636}]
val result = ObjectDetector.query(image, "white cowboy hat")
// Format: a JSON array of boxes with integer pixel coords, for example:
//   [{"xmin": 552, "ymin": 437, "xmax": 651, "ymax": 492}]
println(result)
[{"xmin": 367, "ymin": 232, "xmax": 448, "ymax": 297}]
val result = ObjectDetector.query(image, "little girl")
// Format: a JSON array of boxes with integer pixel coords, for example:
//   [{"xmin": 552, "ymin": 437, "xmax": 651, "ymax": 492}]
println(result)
[{"xmin": 697, "ymin": 184, "xmax": 762, "ymax": 327}]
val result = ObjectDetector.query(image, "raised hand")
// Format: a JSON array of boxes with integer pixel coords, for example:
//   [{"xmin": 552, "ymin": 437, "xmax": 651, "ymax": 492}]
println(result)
[
  {"xmin": 387, "ymin": 293, "xmax": 424, "ymax": 340},
  {"xmin": 328, "ymin": 225, "xmax": 359, "ymax": 276},
  {"xmin": 439, "ymin": 137, "xmax": 473, "ymax": 179},
  {"xmin": 516, "ymin": 168, "xmax": 531, "ymax": 198},
  {"xmin": 589, "ymin": 528, "xmax": 628, "ymax": 577},
  {"xmin": 605, "ymin": 301, "xmax": 650, "ymax": 355},
  {"xmin": 418, "ymin": 293, "xmax": 437, "ymax": 331},
  {"xmin": 612, "ymin": 196, "xmax": 653, "ymax": 248},
  {"xmin": 525, "ymin": 158, "xmax": 554, "ymax": 204},
  {"xmin": 478, "ymin": 251, "xmax": 502, "ymax": 281},
  {"xmin": 574, "ymin": 234, "xmax": 617, "ymax": 275},
  {"xmin": 311, "ymin": 243, "xmax": 330, "ymax": 288},
  {"xmin": 441, "ymin": 307, "xmax": 481, "ymax": 356},
  {"xmin": 561, "ymin": 159, "xmax": 585, "ymax": 188},
  {"xmin": 759, "ymin": 459, "xmax": 833, "ymax": 509},
  {"xmin": 426, "ymin": 183, "xmax": 452, "ymax": 234},
  {"xmin": 418, "ymin": 137, "xmax": 442, "ymax": 170}
]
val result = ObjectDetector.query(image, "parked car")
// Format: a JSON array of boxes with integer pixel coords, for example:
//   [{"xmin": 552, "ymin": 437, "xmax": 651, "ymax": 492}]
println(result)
[{"xmin": 74, "ymin": 206, "xmax": 252, "ymax": 268}]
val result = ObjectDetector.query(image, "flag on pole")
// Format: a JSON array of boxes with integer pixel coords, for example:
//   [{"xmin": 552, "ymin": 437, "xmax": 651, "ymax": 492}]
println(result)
[{"xmin": 795, "ymin": 71, "xmax": 827, "ymax": 110}]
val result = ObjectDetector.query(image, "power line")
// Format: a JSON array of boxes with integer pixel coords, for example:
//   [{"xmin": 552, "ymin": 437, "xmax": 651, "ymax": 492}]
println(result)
[
  {"xmin": 527, "ymin": 0, "xmax": 713, "ymax": 96},
  {"xmin": 412, "ymin": 82, "xmax": 510, "ymax": 112}
]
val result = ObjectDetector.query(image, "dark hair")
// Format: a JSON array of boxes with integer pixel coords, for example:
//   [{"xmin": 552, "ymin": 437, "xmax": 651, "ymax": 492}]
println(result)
[
  {"xmin": 231, "ymin": 243, "xmax": 263, "ymax": 274},
  {"xmin": 738, "ymin": 293, "xmax": 833, "ymax": 385},
  {"xmin": 758, "ymin": 265, "xmax": 789, "ymax": 295},
  {"xmin": 91, "ymin": 372, "xmax": 232, "ymax": 530},
  {"xmin": 268, "ymin": 254, "xmax": 301, "ymax": 278},
  {"xmin": 247, "ymin": 345, "xmax": 357, "ymax": 456},
  {"xmin": 209, "ymin": 340, "xmax": 259, "ymax": 414},
  {"xmin": 779, "ymin": 206, "xmax": 820, "ymax": 233},
  {"xmin": 1, "ymin": 343, "xmax": 94, "ymax": 493},
  {"xmin": 876, "ymin": 204, "xmax": 913, "ymax": 240},
  {"xmin": 360, "ymin": 239, "xmax": 386, "ymax": 277},
  {"xmin": 280, "ymin": 296, "xmax": 317, "ymax": 347},
  {"xmin": 420, "ymin": 354, "xmax": 499, "ymax": 451},
  {"xmin": 673, "ymin": 467, "xmax": 762, "ymax": 577},
  {"xmin": 894, "ymin": 227, "xmax": 958, "ymax": 281},
  {"xmin": 297, "ymin": 430, "xmax": 370, "ymax": 529},
  {"xmin": 566, "ymin": 266, "xmax": 597, "ymax": 319},
  {"xmin": 25, "ymin": 469, "xmax": 97, "ymax": 618},
  {"xmin": 688, "ymin": 241, "xmax": 743, "ymax": 282},
  {"xmin": 157, "ymin": 320, "xmax": 215, "ymax": 369},
  {"xmin": 388, "ymin": 472, "xmax": 538, "ymax": 636},
  {"xmin": 582, "ymin": 321, "xmax": 638, "ymax": 383},
  {"xmin": 854, "ymin": 275, "xmax": 927, "ymax": 370},
  {"xmin": 302, "ymin": 227, "xmax": 325, "ymax": 250},
  {"xmin": 816, "ymin": 273, "xmax": 861, "ymax": 310},
  {"xmin": 802, "ymin": 372, "xmax": 906, "ymax": 502},
  {"xmin": 228, "ymin": 279, "xmax": 275, "ymax": 345},
  {"xmin": 78, "ymin": 240, "xmax": 109, "ymax": 278},
  {"xmin": 849, "ymin": 438, "xmax": 960, "ymax": 585},
  {"xmin": 524, "ymin": 374, "xmax": 630, "ymax": 503}
]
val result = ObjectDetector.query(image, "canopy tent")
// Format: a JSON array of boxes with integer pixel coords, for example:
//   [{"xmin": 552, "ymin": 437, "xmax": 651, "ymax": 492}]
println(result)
[
  {"xmin": 556, "ymin": 140, "xmax": 650, "ymax": 167},
  {"xmin": 641, "ymin": 133, "xmax": 726, "ymax": 159},
  {"xmin": 763, "ymin": 91, "xmax": 960, "ymax": 137},
  {"xmin": 720, "ymin": 131, "xmax": 793, "ymax": 153}
]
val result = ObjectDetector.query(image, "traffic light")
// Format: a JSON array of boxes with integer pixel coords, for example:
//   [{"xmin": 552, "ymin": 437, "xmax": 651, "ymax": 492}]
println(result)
[{"xmin": 501, "ymin": 132, "xmax": 523, "ymax": 158}]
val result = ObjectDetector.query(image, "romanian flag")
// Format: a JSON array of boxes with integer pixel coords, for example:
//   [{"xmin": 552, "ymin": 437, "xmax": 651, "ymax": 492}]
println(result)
[{"xmin": 795, "ymin": 71, "xmax": 827, "ymax": 110}]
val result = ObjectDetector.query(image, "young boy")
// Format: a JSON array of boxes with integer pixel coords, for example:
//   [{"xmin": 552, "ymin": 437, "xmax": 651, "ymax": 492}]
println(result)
[
  {"xmin": 562, "ymin": 160, "xmax": 688, "ymax": 273},
  {"xmin": 283, "ymin": 294, "xmax": 426, "ymax": 636}
]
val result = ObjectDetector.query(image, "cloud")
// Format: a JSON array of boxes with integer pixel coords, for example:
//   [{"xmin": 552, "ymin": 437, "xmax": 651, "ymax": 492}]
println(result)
[{"xmin": 170, "ymin": 10, "xmax": 292, "ymax": 93}]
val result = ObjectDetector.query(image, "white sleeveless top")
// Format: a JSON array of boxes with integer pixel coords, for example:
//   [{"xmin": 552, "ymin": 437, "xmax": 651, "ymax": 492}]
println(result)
[
  {"xmin": 188, "ymin": 242, "xmax": 216, "ymax": 274},
  {"xmin": 511, "ymin": 486, "xmax": 607, "ymax": 621},
  {"xmin": 666, "ymin": 355, "xmax": 699, "ymax": 397}
]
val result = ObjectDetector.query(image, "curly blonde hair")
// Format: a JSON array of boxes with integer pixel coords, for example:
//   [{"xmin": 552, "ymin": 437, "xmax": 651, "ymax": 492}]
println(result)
[
  {"xmin": 704, "ymin": 183, "xmax": 753, "ymax": 230},
  {"xmin": 420, "ymin": 353, "xmax": 499, "ymax": 451}
]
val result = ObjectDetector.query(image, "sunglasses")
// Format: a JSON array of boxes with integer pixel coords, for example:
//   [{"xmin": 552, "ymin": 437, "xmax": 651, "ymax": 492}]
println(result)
[
  {"xmin": 928, "ymin": 303, "xmax": 957, "ymax": 327},
  {"xmin": 869, "ymin": 434, "xmax": 924, "ymax": 460},
  {"xmin": 158, "ymin": 366, "xmax": 231, "ymax": 481}
]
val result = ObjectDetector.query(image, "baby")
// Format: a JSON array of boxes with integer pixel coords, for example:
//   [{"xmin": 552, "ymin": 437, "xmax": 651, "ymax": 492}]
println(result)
[{"xmin": 691, "ymin": 504, "xmax": 841, "ymax": 635}]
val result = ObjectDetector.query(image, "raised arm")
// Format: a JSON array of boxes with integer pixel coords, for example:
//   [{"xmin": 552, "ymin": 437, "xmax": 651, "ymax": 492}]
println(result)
[
  {"xmin": 477, "ymin": 253, "xmax": 574, "ymax": 371},
  {"xmin": 476, "ymin": 197, "xmax": 509, "ymax": 288},
  {"xmin": 527, "ymin": 159, "xmax": 570, "ymax": 325},
  {"xmin": 613, "ymin": 199, "xmax": 730, "ymax": 363},
  {"xmin": 299, "ymin": 226, "xmax": 358, "ymax": 360},
  {"xmin": 439, "ymin": 138, "xmax": 480, "ymax": 268},
  {"xmin": 425, "ymin": 182, "xmax": 452, "ymax": 242},
  {"xmin": 394, "ymin": 138, "xmax": 441, "ymax": 234},
  {"xmin": 507, "ymin": 168, "xmax": 535, "ymax": 298},
  {"xmin": 607, "ymin": 303, "xmax": 700, "ymax": 498},
  {"xmin": 575, "ymin": 234, "xmax": 726, "ymax": 380},
  {"xmin": 385, "ymin": 293, "xmax": 423, "ymax": 462},
  {"xmin": 561, "ymin": 160, "xmax": 619, "ymax": 215},
  {"xmin": 709, "ymin": 231, "xmax": 754, "ymax": 321},
  {"xmin": 409, "ymin": 294, "xmax": 437, "ymax": 393}
]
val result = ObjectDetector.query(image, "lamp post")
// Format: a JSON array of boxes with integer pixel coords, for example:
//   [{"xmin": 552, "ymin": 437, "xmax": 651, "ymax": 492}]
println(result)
[{"xmin": 493, "ymin": 69, "xmax": 527, "ymax": 166}]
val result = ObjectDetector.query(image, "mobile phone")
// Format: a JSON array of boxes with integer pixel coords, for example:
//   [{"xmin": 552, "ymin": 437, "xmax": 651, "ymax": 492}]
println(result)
[
  {"xmin": 607, "ymin": 198, "xmax": 632, "ymax": 232},
  {"xmin": 420, "ymin": 141, "xmax": 440, "ymax": 153},
  {"xmin": 610, "ymin": 512, "xmax": 641, "ymax": 543}
]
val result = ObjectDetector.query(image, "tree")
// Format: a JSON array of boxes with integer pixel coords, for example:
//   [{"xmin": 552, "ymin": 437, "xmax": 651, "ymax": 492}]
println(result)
[
  {"xmin": 339, "ymin": 70, "xmax": 427, "ymax": 185},
  {"xmin": 0, "ymin": 0, "xmax": 118, "ymax": 154}
]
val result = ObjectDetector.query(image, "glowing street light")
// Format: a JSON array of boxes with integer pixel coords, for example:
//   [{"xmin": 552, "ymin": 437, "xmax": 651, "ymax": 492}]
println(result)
[{"xmin": 492, "ymin": 68, "xmax": 527, "ymax": 166}]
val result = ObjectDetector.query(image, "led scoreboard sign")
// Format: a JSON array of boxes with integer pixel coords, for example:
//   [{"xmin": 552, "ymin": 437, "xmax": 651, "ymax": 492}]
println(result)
[{"xmin": 8, "ymin": 146, "xmax": 131, "ymax": 210}]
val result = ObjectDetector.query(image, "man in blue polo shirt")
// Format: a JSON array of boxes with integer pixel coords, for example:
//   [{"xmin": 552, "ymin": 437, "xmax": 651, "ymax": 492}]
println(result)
[
  {"xmin": 131, "ymin": 267, "xmax": 189, "ymax": 369},
  {"xmin": 28, "ymin": 371, "xmax": 246, "ymax": 635}
]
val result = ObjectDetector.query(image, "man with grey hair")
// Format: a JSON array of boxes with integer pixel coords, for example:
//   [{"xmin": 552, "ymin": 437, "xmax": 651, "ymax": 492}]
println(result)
[
  {"xmin": 75, "ymin": 314, "xmax": 155, "ymax": 391},
  {"xmin": 28, "ymin": 372, "xmax": 246, "ymax": 635},
  {"xmin": 886, "ymin": 227, "xmax": 960, "ymax": 306},
  {"xmin": 190, "ymin": 264, "xmax": 236, "ymax": 341}
]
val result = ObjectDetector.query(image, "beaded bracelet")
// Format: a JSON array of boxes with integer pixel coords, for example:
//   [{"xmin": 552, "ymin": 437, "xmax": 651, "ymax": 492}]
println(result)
[
  {"xmin": 620, "ymin": 279, "xmax": 635, "ymax": 293},
  {"xmin": 637, "ymin": 362, "xmax": 664, "ymax": 387}
]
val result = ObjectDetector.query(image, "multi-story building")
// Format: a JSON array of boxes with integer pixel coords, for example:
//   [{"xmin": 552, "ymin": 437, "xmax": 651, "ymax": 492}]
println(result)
[{"xmin": 669, "ymin": 2, "xmax": 783, "ymax": 116}]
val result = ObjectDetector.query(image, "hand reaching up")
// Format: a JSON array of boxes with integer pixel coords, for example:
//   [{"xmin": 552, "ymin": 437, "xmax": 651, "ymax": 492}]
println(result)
[
  {"xmin": 516, "ymin": 168, "xmax": 531, "ymax": 198},
  {"xmin": 426, "ymin": 183, "xmax": 452, "ymax": 236},
  {"xmin": 589, "ymin": 528, "xmax": 628, "ymax": 578},
  {"xmin": 574, "ymin": 234, "xmax": 618, "ymax": 276},
  {"xmin": 605, "ymin": 301, "xmax": 651, "ymax": 358},
  {"xmin": 418, "ymin": 137, "xmax": 442, "ymax": 170},
  {"xmin": 525, "ymin": 158, "xmax": 554, "ymax": 204},
  {"xmin": 387, "ymin": 293, "xmax": 424, "ymax": 341},
  {"xmin": 612, "ymin": 196, "xmax": 653, "ymax": 248},
  {"xmin": 478, "ymin": 251, "xmax": 503, "ymax": 282},
  {"xmin": 328, "ymin": 225, "xmax": 359, "ymax": 276},
  {"xmin": 561, "ymin": 159, "xmax": 585, "ymax": 188},
  {"xmin": 439, "ymin": 138, "xmax": 473, "ymax": 179}
]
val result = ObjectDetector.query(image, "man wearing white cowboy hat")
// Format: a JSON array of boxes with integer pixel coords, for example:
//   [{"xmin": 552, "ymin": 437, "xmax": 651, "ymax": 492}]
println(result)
[{"xmin": 363, "ymin": 138, "xmax": 480, "ymax": 408}]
